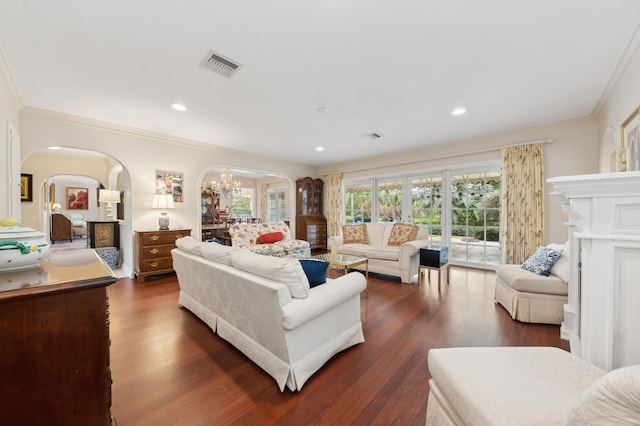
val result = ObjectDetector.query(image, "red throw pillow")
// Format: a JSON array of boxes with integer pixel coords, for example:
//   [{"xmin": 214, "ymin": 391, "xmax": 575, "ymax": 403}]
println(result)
[{"xmin": 257, "ymin": 232, "xmax": 284, "ymax": 244}]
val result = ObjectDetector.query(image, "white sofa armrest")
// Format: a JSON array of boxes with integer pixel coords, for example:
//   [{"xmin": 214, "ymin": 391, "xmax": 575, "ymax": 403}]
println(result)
[
  {"xmin": 281, "ymin": 272, "xmax": 366, "ymax": 329},
  {"xmin": 328, "ymin": 235, "xmax": 344, "ymax": 253}
]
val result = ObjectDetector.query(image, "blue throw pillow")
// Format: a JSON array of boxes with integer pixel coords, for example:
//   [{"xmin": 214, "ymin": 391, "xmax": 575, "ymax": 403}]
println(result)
[
  {"xmin": 521, "ymin": 246, "xmax": 563, "ymax": 276},
  {"xmin": 299, "ymin": 259, "xmax": 330, "ymax": 287}
]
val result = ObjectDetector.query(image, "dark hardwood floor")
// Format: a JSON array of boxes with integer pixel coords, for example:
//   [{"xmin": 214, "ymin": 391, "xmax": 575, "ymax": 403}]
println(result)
[{"xmin": 108, "ymin": 266, "xmax": 569, "ymax": 425}]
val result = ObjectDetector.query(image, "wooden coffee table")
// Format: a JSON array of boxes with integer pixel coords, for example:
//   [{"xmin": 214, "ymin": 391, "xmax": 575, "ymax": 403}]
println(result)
[{"xmin": 312, "ymin": 253, "xmax": 368, "ymax": 293}]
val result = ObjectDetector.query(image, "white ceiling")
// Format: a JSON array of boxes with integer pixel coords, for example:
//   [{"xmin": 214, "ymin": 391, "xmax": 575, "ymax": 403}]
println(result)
[{"xmin": 2, "ymin": 1, "xmax": 640, "ymax": 166}]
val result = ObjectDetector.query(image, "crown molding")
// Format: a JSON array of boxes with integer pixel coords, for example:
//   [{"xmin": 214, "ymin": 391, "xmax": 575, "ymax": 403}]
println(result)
[
  {"xmin": 592, "ymin": 21, "xmax": 640, "ymax": 117},
  {"xmin": 0, "ymin": 45, "xmax": 23, "ymax": 110}
]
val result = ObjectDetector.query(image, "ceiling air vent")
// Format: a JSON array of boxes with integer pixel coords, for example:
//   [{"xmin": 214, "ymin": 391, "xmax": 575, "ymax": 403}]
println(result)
[
  {"xmin": 200, "ymin": 51, "xmax": 242, "ymax": 78},
  {"xmin": 363, "ymin": 132, "xmax": 383, "ymax": 140}
]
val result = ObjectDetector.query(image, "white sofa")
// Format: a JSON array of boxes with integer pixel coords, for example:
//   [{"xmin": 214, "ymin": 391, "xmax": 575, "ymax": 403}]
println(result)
[
  {"xmin": 171, "ymin": 237, "xmax": 366, "ymax": 392},
  {"xmin": 327, "ymin": 223, "xmax": 430, "ymax": 283},
  {"xmin": 426, "ymin": 346, "xmax": 640, "ymax": 425},
  {"xmin": 494, "ymin": 242, "xmax": 568, "ymax": 324}
]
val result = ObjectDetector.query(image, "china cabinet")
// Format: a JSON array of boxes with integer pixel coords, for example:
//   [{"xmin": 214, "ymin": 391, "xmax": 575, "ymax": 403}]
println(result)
[{"xmin": 295, "ymin": 177, "xmax": 327, "ymax": 250}]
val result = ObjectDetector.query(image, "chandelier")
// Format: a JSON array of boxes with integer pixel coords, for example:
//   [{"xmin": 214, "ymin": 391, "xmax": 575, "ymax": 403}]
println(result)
[{"xmin": 211, "ymin": 169, "xmax": 241, "ymax": 199}]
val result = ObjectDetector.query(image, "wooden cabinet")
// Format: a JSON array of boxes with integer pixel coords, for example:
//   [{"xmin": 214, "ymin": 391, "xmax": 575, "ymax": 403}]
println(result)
[
  {"xmin": 295, "ymin": 177, "xmax": 327, "ymax": 250},
  {"xmin": 88, "ymin": 221, "xmax": 120, "ymax": 249},
  {"xmin": 0, "ymin": 250, "xmax": 117, "ymax": 425},
  {"xmin": 51, "ymin": 213, "xmax": 73, "ymax": 243},
  {"xmin": 134, "ymin": 228, "xmax": 191, "ymax": 282}
]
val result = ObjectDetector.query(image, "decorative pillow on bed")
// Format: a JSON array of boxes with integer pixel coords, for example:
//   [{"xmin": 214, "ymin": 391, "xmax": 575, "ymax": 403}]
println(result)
[
  {"xmin": 387, "ymin": 223, "xmax": 419, "ymax": 246},
  {"xmin": 343, "ymin": 224, "xmax": 368, "ymax": 244},
  {"xmin": 521, "ymin": 246, "xmax": 563, "ymax": 276},
  {"xmin": 299, "ymin": 259, "xmax": 330, "ymax": 287},
  {"xmin": 257, "ymin": 232, "xmax": 283, "ymax": 244}
]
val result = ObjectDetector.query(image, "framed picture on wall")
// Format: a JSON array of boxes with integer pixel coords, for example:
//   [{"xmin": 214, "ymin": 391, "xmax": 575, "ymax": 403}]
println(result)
[
  {"xmin": 67, "ymin": 187, "xmax": 89, "ymax": 210},
  {"xmin": 20, "ymin": 174, "xmax": 33, "ymax": 202},
  {"xmin": 155, "ymin": 170, "xmax": 183, "ymax": 203},
  {"xmin": 621, "ymin": 105, "xmax": 640, "ymax": 171}
]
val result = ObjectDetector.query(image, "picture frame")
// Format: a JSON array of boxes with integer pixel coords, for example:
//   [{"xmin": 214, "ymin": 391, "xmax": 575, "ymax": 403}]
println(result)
[
  {"xmin": 66, "ymin": 187, "xmax": 89, "ymax": 210},
  {"xmin": 155, "ymin": 170, "xmax": 183, "ymax": 203},
  {"xmin": 621, "ymin": 106, "xmax": 640, "ymax": 171},
  {"xmin": 20, "ymin": 174, "xmax": 33, "ymax": 202}
]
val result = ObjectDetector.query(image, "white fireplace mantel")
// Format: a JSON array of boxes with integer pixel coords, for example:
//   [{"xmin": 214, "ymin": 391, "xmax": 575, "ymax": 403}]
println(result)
[{"xmin": 548, "ymin": 171, "xmax": 640, "ymax": 371}]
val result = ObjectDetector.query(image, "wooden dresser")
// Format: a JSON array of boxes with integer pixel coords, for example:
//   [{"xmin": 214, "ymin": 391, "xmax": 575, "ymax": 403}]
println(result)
[
  {"xmin": 134, "ymin": 228, "xmax": 191, "ymax": 282},
  {"xmin": 0, "ymin": 250, "xmax": 117, "ymax": 425}
]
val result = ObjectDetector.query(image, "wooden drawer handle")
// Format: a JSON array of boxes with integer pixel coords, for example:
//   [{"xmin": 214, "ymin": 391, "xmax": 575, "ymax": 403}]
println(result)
[
  {"xmin": 150, "ymin": 248, "xmax": 159, "ymax": 254},
  {"xmin": 176, "ymin": 234, "xmax": 185, "ymax": 239},
  {"xmin": 150, "ymin": 261, "xmax": 159, "ymax": 268},
  {"xmin": 150, "ymin": 235, "xmax": 160, "ymax": 241}
]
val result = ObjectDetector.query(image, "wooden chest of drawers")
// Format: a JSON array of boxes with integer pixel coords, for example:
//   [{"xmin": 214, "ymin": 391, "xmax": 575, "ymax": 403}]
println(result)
[{"xmin": 134, "ymin": 229, "xmax": 191, "ymax": 282}]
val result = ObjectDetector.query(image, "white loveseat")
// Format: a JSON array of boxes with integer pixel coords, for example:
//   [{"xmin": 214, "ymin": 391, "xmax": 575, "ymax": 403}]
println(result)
[
  {"xmin": 426, "ymin": 346, "xmax": 640, "ymax": 425},
  {"xmin": 171, "ymin": 237, "xmax": 366, "ymax": 392},
  {"xmin": 327, "ymin": 223, "xmax": 430, "ymax": 283}
]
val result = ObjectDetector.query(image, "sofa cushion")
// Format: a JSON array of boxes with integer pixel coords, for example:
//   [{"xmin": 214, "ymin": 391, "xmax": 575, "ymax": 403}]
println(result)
[
  {"xmin": 175, "ymin": 236, "xmax": 203, "ymax": 256},
  {"xmin": 547, "ymin": 242, "xmax": 569, "ymax": 282},
  {"xmin": 258, "ymin": 232, "xmax": 283, "ymax": 244},
  {"xmin": 387, "ymin": 223, "xmax": 419, "ymax": 246},
  {"xmin": 343, "ymin": 224, "xmax": 368, "ymax": 244},
  {"xmin": 337, "ymin": 244, "xmax": 368, "ymax": 257},
  {"xmin": 365, "ymin": 246, "xmax": 400, "ymax": 261},
  {"xmin": 521, "ymin": 246, "xmax": 562, "ymax": 276},
  {"xmin": 230, "ymin": 249, "xmax": 310, "ymax": 298},
  {"xmin": 299, "ymin": 259, "xmax": 330, "ymax": 287},
  {"xmin": 496, "ymin": 264, "xmax": 567, "ymax": 296},
  {"xmin": 566, "ymin": 364, "xmax": 640, "ymax": 425},
  {"xmin": 200, "ymin": 241, "xmax": 238, "ymax": 265}
]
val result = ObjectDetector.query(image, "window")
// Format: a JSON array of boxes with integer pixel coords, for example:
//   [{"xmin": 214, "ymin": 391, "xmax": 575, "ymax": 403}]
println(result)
[
  {"xmin": 450, "ymin": 171, "xmax": 500, "ymax": 266},
  {"xmin": 343, "ymin": 165, "xmax": 500, "ymax": 269},
  {"xmin": 377, "ymin": 179, "xmax": 402, "ymax": 222},
  {"xmin": 231, "ymin": 188, "xmax": 254, "ymax": 220},
  {"xmin": 411, "ymin": 176, "xmax": 443, "ymax": 245},
  {"xmin": 344, "ymin": 181, "xmax": 372, "ymax": 223},
  {"xmin": 267, "ymin": 188, "xmax": 288, "ymax": 223}
]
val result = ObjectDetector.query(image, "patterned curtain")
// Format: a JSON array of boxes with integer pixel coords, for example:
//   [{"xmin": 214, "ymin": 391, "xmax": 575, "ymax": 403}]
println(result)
[
  {"xmin": 260, "ymin": 183, "xmax": 268, "ymax": 223},
  {"xmin": 501, "ymin": 143, "xmax": 545, "ymax": 264},
  {"xmin": 325, "ymin": 172, "xmax": 343, "ymax": 237}
]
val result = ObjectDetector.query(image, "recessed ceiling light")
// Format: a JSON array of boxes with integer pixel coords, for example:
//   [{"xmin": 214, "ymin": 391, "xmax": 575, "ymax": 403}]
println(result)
[
  {"xmin": 316, "ymin": 146, "xmax": 325, "ymax": 152},
  {"xmin": 172, "ymin": 103, "xmax": 187, "ymax": 111},
  {"xmin": 317, "ymin": 107, "xmax": 329, "ymax": 114},
  {"xmin": 451, "ymin": 108, "xmax": 467, "ymax": 116}
]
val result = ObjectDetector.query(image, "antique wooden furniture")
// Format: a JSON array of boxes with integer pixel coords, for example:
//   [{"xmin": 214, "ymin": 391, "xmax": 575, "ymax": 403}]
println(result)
[
  {"xmin": 0, "ymin": 250, "xmax": 118, "ymax": 425},
  {"xmin": 87, "ymin": 220, "xmax": 120, "ymax": 249},
  {"xmin": 50, "ymin": 213, "xmax": 73, "ymax": 243},
  {"xmin": 295, "ymin": 177, "xmax": 327, "ymax": 250},
  {"xmin": 134, "ymin": 228, "xmax": 191, "ymax": 282}
]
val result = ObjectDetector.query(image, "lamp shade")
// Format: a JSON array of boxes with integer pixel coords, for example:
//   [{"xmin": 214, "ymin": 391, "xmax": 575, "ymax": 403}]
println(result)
[
  {"xmin": 151, "ymin": 193, "xmax": 175, "ymax": 209},
  {"xmin": 99, "ymin": 189, "xmax": 121, "ymax": 204}
]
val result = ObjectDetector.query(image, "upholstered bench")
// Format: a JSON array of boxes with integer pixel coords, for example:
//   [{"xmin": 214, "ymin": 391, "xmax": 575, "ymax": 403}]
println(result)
[
  {"xmin": 426, "ymin": 346, "xmax": 640, "ymax": 425},
  {"xmin": 494, "ymin": 243, "xmax": 568, "ymax": 324}
]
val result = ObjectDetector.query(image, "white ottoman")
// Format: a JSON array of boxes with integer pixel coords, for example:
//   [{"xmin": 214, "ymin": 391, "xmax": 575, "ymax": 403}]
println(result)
[{"xmin": 426, "ymin": 347, "xmax": 604, "ymax": 425}]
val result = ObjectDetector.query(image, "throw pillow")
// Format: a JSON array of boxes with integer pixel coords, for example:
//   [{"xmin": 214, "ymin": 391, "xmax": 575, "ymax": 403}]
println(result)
[
  {"xmin": 257, "ymin": 231, "xmax": 284, "ymax": 244},
  {"xmin": 175, "ymin": 236, "xmax": 203, "ymax": 256},
  {"xmin": 521, "ymin": 246, "xmax": 563, "ymax": 276},
  {"xmin": 343, "ymin": 224, "xmax": 368, "ymax": 244},
  {"xmin": 299, "ymin": 259, "xmax": 330, "ymax": 287},
  {"xmin": 387, "ymin": 223, "xmax": 419, "ymax": 246}
]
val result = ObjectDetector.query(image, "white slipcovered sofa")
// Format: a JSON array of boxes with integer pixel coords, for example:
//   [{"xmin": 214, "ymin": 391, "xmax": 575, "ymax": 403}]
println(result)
[
  {"xmin": 327, "ymin": 223, "xmax": 430, "ymax": 283},
  {"xmin": 171, "ymin": 237, "xmax": 366, "ymax": 392},
  {"xmin": 426, "ymin": 346, "xmax": 640, "ymax": 425},
  {"xmin": 494, "ymin": 242, "xmax": 568, "ymax": 324}
]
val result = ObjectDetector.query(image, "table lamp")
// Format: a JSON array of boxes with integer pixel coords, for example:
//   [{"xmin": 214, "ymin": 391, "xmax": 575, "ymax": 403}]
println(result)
[
  {"xmin": 98, "ymin": 189, "xmax": 121, "ymax": 220},
  {"xmin": 151, "ymin": 194, "xmax": 175, "ymax": 230}
]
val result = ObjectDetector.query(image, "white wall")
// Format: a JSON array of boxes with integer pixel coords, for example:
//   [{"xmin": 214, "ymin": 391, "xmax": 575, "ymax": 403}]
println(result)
[{"xmin": 0, "ymin": 48, "xmax": 21, "ymax": 219}]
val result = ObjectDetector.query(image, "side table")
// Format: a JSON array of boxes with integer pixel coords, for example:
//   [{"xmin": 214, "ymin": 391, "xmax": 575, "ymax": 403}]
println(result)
[{"xmin": 419, "ymin": 246, "xmax": 449, "ymax": 291}]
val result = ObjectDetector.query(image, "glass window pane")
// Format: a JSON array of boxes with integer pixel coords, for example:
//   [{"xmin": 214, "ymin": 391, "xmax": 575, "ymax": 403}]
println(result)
[
  {"xmin": 377, "ymin": 179, "xmax": 402, "ymax": 222},
  {"xmin": 344, "ymin": 182, "xmax": 372, "ymax": 224}
]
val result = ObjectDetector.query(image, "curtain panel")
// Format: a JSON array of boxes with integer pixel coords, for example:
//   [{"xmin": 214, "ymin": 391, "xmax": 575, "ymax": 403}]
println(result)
[
  {"xmin": 501, "ymin": 143, "xmax": 545, "ymax": 264},
  {"xmin": 325, "ymin": 173, "xmax": 343, "ymax": 237},
  {"xmin": 260, "ymin": 184, "xmax": 268, "ymax": 224}
]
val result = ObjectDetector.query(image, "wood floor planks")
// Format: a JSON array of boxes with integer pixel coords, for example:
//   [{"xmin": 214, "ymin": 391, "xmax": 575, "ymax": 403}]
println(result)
[{"xmin": 108, "ymin": 266, "xmax": 569, "ymax": 425}]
